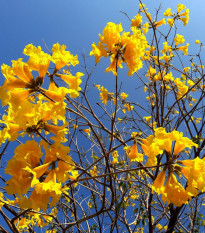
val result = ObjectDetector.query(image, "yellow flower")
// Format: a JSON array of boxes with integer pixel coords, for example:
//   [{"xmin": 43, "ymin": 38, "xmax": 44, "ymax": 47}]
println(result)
[
  {"xmin": 179, "ymin": 8, "xmax": 189, "ymax": 26},
  {"xmin": 123, "ymin": 145, "xmax": 131, "ymax": 155},
  {"xmin": 52, "ymin": 43, "xmax": 79, "ymax": 70},
  {"xmin": 30, "ymin": 170, "xmax": 62, "ymax": 211},
  {"xmin": 195, "ymin": 40, "xmax": 200, "ymax": 44},
  {"xmin": 131, "ymin": 14, "xmax": 142, "ymax": 27},
  {"xmin": 5, "ymin": 140, "xmax": 43, "ymax": 195},
  {"xmin": 44, "ymin": 81, "xmax": 69, "ymax": 102},
  {"xmin": 60, "ymin": 72, "xmax": 84, "ymax": 98},
  {"xmin": 23, "ymin": 44, "xmax": 51, "ymax": 78},
  {"xmin": 177, "ymin": 43, "xmax": 189, "ymax": 55},
  {"xmin": 120, "ymin": 92, "xmax": 129, "ymax": 100},
  {"xmin": 143, "ymin": 116, "xmax": 151, "ymax": 123},
  {"xmin": 155, "ymin": 18, "xmax": 166, "ymax": 28},
  {"xmin": 112, "ymin": 150, "xmax": 119, "ymax": 164},
  {"xmin": 195, "ymin": 118, "xmax": 201, "ymax": 124},
  {"xmin": 164, "ymin": 8, "xmax": 172, "ymax": 17},
  {"xmin": 15, "ymin": 217, "xmax": 29, "ymax": 231},
  {"xmin": 162, "ymin": 173, "xmax": 190, "ymax": 207},
  {"xmin": 90, "ymin": 166, "xmax": 98, "ymax": 176},
  {"xmin": 123, "ymin": 103, "xmax": 134, "ymax": 113},
  {"xmin": 171, "ymin": 130, "xmax": 198, "ymax": 155},
  {"xmin": 12, "ymin": 58, "xmax": 34, "ymax": 83},
  {"xmin": 83, "ymin": 127, "xmax": 91, "ymax": 137},
  {"xmin": 152, "ymin": 170, "xmax": 166, "ymax": 195},
  {"xmin": 183, "ymin": 67, "xmax": 190, "ymax": 73},
  {"xmin": 146, "ymin": 13, "xmax": 152, "ymax": 22},
  {"xmin": 161, "ymin": 41, "xmax": 172, "ymax": 54},
  {"xmin": 156, "ymin": 224, "xmax": 163, "ymax": 231},
  {"xmin": 90, "ymin": 22, "xmax": 148, "ymax": 76},
  {"xmin": 174, "ymin": 34, "xmax": 185, "ymax": 46},
  {"xmin": 141, "ymin": 22, "xmax": 149, "ymax": 34},
  {"xmin": 180, "ymin": 157, "xmax": 205, "ymax": 196},
  {"xmin": 177, "ymin": 4, "xmax": 186, "ymax": 13},
  {"xmin": 128, "ymin": 141, "xmax": 143, "ymax": 162},
  {"xmin": 163, "ymin": 72, "xmax": 174, "ymax": 82},
  {"xmin": 167, "ymin": 18, "xmax": 174, "ymax": 27}
]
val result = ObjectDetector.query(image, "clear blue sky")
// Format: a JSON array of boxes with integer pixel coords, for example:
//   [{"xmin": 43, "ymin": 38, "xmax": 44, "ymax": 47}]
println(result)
[{"xmin": 0, "ymin": 0, "xmax": 204, "ymax": 66}]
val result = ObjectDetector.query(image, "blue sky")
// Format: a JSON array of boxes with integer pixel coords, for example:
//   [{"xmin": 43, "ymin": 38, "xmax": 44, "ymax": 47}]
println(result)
[{"xmin": 0, "ymin": 0, "xmax": 204, "ymax": 65}]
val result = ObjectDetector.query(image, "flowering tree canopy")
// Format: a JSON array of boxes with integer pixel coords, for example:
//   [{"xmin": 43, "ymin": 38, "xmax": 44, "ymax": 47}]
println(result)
[{"xmin": 0, "ymin": 2, "xmax": 205, "ymax": 233}]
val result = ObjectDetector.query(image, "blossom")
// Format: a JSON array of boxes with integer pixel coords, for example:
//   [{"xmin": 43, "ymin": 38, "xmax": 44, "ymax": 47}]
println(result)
[
  {"xmin": 23, "ymin": 43, "xmax": 51, "ymax": 79},
  {"xmin": 131, "ymin": 14, "xmax": 142, "ymax": 28},
  {"xmin": 128, "ymin": 141, "xmax": 143, "ymax": 162},
  {"xmin": 155, "ymin": 18, "xmax": 166, "ymax": 28},
  {"xmin": 43, "ymin": 81, "xmax": 69, "ymax": 102},
  {"xmin": 60, "ymin": 72, "xmax": 84, "ymax": 98},
  {"xmin": 12, "ymin": 59, "xmax": 34, "ymax": 83},
  {"xmin": 171, "ymin": 130, "xmax": 198, "ymax": 155},
  {"xmin": 177, "ymin": 4, "xmax": 186, "ymax": 13},
  {"xmin": 180, "ymin": 157, "xmax": 205, "ymax": 196},
  {"xmin": 161, "ymin": 173, "xmax": 190, "ymax": 207},
  {"xmin": 143, "ymin": 116, "xmax": 151, "ymax": 123},
  {"xmin": 90, "ymin": 22, "xmax": 148, "ymax": 76},
  {"xmin": 152, "ymin": 170, "xmax": 166, "ymax": 195},
  {"xmin": 30, "ymin": 170, "xmax": 62, "ymax": 211},
  {"xmin": 83, "ymin": 127, "xmax": 91, "ymax": 137},
  {"xmin": 167, "ymin": 18, "xmax": 174, "ymax": 27},
  {"xmin": 112, "ymin": 150, "xmax": 119, "ymax": 164},
  {"xmin": 122, "ymin": 103, "xmax": 134, "ymax": 113},
  {"xmin": 90, "ymin": 166, "xmax": 98, "ymax": 176},
  {"xmin": 120, "ymin": 92, "xmax": 129, "ymax": 100},
  {"xmin": 96, "ymin": 84, "xmax": 113, "ymax": 105},
  {"xmin": 179, "ymin": 8, "xmax": 189, "ymax": 26},
  {"xmin": 195, "ymin": 118, "xmax": 201, "ymax": 124},
  {"xmin": 174, "ymin": 34, "xmax": 185, "ymax": 46},
  {"xmin": 177, "ymin": 43, "xmax": 189, "ymax": 55},
  {"xmin": 52, "ymin": 43, "xmax": 79, "ymax": 70},
  {"xmin": 164, "ymin": 8, "xmax": 172, "ymax": 17}
]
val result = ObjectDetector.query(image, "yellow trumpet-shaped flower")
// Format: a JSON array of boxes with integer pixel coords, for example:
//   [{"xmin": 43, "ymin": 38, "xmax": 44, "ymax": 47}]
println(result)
[
  {"xmin": 23, "ymin": 43, "xmax": 51, "ymax": 79},
  {"xmin": 12, "ymin": 58, "xmax": 34, "ymax": 83},
  {"xmin": 128, "ymin": 141, "xmax": 143, "ymax": 162},
  {"xmin": 180, "ymin": 157, "xmax": 205, "ymax": 196},
  {"xmin": 152, "ymin": 170, "xmax": 166, "ymax": 195},
  {"xmin": 164, "ymin": 8, "xmax": 172, "ymax": 17},
  {"xmin": 162, "ymin": 173, "xmax": 190, "ymax": 207},
  {"xmin": 60, "ymin": 72, "xmax": 84, "ymax": 98},
  {"xmin": 112, "ymin": 150, "xmax": 119, "ymax": 164},
  {"xmin": 83, "ymin": 127, "xmax": 91, "ymax": 137},
  {"xmin": 131, "ymin": 14, "xmax": 142, "ymax": 28},
  {"xmin": 155, "ymin": 18, "xmax": 166, "ymax": 28},
  {"xmin": 90, "ymin": 22, "xmax": 148, "ymax": 76},
  {"xmin": 52, "ymin": 43, "xmax": 79, "ymax": 70}
]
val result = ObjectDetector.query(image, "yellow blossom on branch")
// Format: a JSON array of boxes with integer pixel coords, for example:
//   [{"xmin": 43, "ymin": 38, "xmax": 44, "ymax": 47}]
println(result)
[
  {"xmin": 52, "ymin": 43, "xmax": 79, "ymax": 70},
  {"xmin": 90, "ymin": 22, "xmax": 148, "ymax": 76},
  {"xmin": 83, "ymin": 127, "xmax": 91, "ymax": 137}
]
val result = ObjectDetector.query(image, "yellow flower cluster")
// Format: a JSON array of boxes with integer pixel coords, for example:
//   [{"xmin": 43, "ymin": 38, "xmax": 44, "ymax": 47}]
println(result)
[
  {"xmin": 164, "ymin": 4, "xmax": 189, "ymax": 27},
  {"xmin": 90, "ymin": 22, "xmax": 148, "ymax": 76},
  {"xmin": 0, "ymin": 43, "xmax": 84, "ymax": 211},
  {"xmin": 153, "ymin": 156, "xmax": 205, "ymax": 207},
  {"xmin": 144, "ymin": 128, "xmax": 200, "ymax": 207},
  {"xmin": 141, "ymin": 128, "xmax": 197, "ymax": 167},
  {"xmin": 96, "ymin": 84, "xmax": 114, "ymax": 105},
  {"xmin": 5, "ymin": 140, "xmax": 75, "ymax": 211}
]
